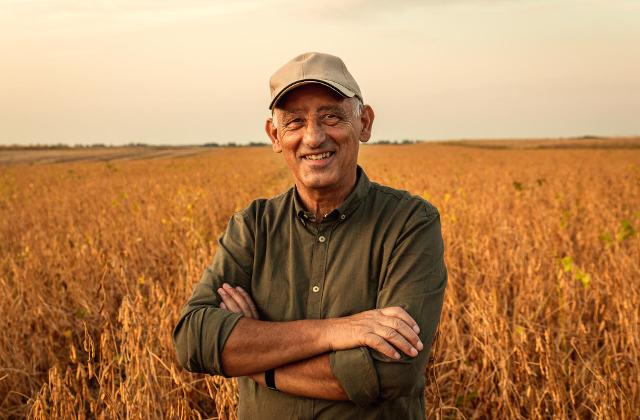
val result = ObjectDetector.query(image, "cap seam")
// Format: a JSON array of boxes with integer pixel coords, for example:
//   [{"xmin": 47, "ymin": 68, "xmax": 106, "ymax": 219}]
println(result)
[
  {"xmin": 301, "ymin": 53, "xmax": 308, "ymax": 79},
  {"xmin": 341, "ymin": 62, "xmax": 350, "ymax": 84}
]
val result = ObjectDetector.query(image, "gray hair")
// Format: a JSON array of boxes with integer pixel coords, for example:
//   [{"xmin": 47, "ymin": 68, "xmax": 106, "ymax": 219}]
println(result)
[
  {"xmin": 272, "ymin": 96, "xmax": 363, "ymax": 129},
  {"xmin": 351, "ymin": 96, "xmax": 364, "ymax": 118}
]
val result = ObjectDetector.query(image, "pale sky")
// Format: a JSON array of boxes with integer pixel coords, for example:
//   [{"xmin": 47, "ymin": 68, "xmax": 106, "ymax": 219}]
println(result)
[{"xmin": 1, "ymin": 0, "xmax": 639, "ymax": 145}]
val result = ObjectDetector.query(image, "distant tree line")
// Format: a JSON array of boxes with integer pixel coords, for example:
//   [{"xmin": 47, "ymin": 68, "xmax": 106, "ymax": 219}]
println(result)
[
  {"xmin": 2, "ymin": 136, "xmax": 617, "ymax": 150},
  {"xmin": 0, "ymin": 140, "xmax": 433, "ymax": 150},
  {"xmin": 373, "ymin": 139, "xmax": 422, "ymax": 145},
  {"xmin": 0, "ymin": 142, "xmax": 271, "ymax": 150},
  {"xmin": 202, "ymin": 142, "xmax": 269, "ymax": 148}
]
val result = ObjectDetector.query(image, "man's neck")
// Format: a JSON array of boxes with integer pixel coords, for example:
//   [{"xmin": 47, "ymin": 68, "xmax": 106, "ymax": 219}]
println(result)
[{"xmin": 296, "ymin": 172, "xmax": 357, "ymax": 222}]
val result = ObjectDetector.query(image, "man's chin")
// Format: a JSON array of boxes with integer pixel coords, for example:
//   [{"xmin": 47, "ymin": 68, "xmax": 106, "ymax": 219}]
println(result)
[{"xmin": 298, "ymin": 172, "xmax": 337, "ymax": 191}]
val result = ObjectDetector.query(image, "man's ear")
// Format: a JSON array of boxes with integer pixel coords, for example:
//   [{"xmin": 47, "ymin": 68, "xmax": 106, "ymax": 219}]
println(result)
[
  {"xmin": 265, "ymin": 118, "xmax": 282, "ymax": 153},
  {"xmin": 359, "ymin": 105, "xmax": 375, "ymax": 143}
]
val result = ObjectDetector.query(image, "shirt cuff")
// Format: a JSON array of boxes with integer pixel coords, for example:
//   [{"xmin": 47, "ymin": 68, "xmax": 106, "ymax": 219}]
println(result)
[
  {"xmin": 201, "ymin": 309, "xmax": 244, "ymax": 377},
  {"xmin": 329, "ymin": 347, "xmax": 380, "ymax": 407}
]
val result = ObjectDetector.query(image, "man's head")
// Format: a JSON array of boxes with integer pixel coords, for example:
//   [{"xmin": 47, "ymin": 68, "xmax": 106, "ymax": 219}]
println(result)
[{"xmin": 265, "ymin": 52, "xmax": 375, "ymax": 194}]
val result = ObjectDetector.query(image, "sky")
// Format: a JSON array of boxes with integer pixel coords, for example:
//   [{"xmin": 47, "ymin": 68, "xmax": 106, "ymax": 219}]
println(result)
[{"xmin": 1, "ymin": 0, "xmax": 639, "ymax": 145}]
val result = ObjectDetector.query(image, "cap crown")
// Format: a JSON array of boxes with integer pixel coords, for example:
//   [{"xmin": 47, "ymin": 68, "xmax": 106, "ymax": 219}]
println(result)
[{"xmin": 269, "ymin": 52, "xmax": 362, "ymax": 110}]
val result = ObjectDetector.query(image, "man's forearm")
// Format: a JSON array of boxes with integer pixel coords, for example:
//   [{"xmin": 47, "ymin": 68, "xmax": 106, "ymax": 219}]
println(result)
[
  {"xmin": 221, "ymin": 317, "xmax": 331, "ymax": 377},
  {"xmin": 251, "ymin": 353, "xmax": 349, "ymax": 401},
  {"xmin": 221, "ymin": 306, "xmax": 423, "ymax": 377}
]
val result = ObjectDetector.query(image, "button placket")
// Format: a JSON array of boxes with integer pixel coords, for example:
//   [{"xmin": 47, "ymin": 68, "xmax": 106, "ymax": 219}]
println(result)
[{"xmin": 306, "ymin": 226, "xmax": 332, "ymax": 318}]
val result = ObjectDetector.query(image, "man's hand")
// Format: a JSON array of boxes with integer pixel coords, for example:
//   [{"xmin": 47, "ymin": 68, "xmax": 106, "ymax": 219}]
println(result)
[
  {"xmin": 326, "ymin": 307, "xmax": 424, "ymax": 360},
  {"xmin": 217, "ymin": 283, "xmax": 260, "ymax": 319}
]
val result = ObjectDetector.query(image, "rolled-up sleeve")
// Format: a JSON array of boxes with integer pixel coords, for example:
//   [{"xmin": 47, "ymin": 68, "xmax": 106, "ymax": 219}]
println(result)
[
  {"xmin": 173, "ymin": 209, "xmax": 256, "ymax": 377},
  {"xmin": 329, "ymin": 347, "xmax": 380, "ymax": 406},
  {"xmin": 330, "ymin": 201, "xmax": 447, "ymax": 407}
]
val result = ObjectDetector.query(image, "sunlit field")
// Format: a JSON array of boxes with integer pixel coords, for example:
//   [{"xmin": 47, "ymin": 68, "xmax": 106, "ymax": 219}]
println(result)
[{"xmin": 1, "ymin": 139, "xmax": 638, "ymax": 419}]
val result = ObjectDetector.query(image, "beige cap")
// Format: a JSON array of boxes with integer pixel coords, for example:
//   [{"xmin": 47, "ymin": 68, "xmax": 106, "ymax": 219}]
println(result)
[{"xmin": 268, "ymin": 52, "xmax": 362, "ymax": 110}]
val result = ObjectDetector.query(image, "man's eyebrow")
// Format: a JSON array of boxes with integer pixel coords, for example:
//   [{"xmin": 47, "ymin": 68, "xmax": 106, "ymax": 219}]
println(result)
[
  {"xmin": 317, "ymin": 105, "xmax": 346, "ymax": 114},
  {"xmin": 279, "ymin": 109, "xmax": 304, "ymax": 117},
  {"xmin": 277, "ymin": 105, "xmax": 345, "ymax": 118}
]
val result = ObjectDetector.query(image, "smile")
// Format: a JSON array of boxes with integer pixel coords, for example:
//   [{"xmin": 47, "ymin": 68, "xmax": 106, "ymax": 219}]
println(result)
[{"xmin": 303, "ymin": 151, "xmax": 334, "ymax": 160}]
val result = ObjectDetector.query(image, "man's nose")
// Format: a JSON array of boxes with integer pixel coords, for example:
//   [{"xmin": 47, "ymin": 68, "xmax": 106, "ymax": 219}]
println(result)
[{"xmin": 302, "ymin": 119, "xmax": 326, "ymax": 148}]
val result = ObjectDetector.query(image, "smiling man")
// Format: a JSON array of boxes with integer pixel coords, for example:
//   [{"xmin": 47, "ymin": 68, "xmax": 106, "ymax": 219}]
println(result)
[{"xmin": 173, "ymin": 52, "xmax": 448, "ymax": 419}]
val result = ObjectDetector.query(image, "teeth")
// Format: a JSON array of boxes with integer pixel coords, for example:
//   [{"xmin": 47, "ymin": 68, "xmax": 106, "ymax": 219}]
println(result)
[{"xmin": 305, "ymin": 152, "xmax": 333, "ymax": 160}]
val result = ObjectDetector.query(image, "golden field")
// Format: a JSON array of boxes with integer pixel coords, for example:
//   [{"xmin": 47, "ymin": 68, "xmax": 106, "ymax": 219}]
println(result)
[{"xmin": 1, "ymin": 139, "xmax": 639, "ymax": 419}]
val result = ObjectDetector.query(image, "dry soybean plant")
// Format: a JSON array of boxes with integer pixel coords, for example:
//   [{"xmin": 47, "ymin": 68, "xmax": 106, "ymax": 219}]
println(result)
[{"xmin": 0, "ymin": 142, "xmax": 638, "ymax": 419}]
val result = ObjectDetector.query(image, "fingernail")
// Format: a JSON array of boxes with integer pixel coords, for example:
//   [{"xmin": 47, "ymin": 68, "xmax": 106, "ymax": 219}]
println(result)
[
  {"xmin": 223, "ymin": 283, "xmax": 232, "ymax": 290},
  {"xmin": 413, "ymin": 325, "xmax": 420, "ymax": 333},
  {"xmin": 236, "ymin": 286, "xmax": 243, "ymax": 291},
  {"xmin": 218, "ymin": 288, "xmax": 225, "ymax": 294},
  {"xmin": 394, "ymin": 352, "xmax": 400, "ymax": 359},
  {"xmin": 417, "ymin": 341, "xmax": 424, "ymax": 350},
  {"xmin": 411, "ymin": 347, "xmax": 418, "ymax": 356}
]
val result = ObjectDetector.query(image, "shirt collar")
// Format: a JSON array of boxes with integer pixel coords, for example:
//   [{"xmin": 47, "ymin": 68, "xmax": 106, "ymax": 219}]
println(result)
[{"xmin": 293, "ymin": 165, "xmax": 371, "ymax": 224}]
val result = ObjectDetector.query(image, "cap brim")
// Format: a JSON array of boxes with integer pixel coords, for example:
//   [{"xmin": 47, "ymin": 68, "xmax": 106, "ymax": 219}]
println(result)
[{"xmin": 269, "ymin": 79, "xmax": 357, "ymax": 110}]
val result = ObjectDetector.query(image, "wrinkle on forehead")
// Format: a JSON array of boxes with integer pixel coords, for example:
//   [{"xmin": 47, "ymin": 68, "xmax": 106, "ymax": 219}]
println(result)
[
  {"xmin": 271, "ymin": 93, "xmax": 361, "ymax": 129},
  {"xmin": 276, "ymin": 97, "xmax": 348, "ymax": 112},
  {"xmin": 274, "ymin": 100, "xmax": 354, "ymax": 118},
  {"xmin": 279, "ymin": 104, "xmax": 346, "ymax": 116}
]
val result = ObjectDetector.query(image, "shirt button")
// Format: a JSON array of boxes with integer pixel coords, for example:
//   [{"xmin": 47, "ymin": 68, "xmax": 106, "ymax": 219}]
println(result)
[
  {"xmin": 340, "ymin": 214, "xmax": 346, "ymax": 220},
  {"xmin": 318, "ymin": 235, "xmax": 326, "ymax": 243},
  {"xmin": 312, "ymin": 285, "xmax": 320, "ymax": 293}
]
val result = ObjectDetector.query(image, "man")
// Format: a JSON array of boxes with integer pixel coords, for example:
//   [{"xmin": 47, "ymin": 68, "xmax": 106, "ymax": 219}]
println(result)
[{"xmin": 173, "ymin": 52, "xmax": 447, "ymax": 419}]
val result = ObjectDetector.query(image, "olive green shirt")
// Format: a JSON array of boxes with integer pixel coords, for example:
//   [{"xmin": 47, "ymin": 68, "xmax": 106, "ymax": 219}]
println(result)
[{"xmin": 173, "ymin": 166, "xmax": 447, "ymax": 420}]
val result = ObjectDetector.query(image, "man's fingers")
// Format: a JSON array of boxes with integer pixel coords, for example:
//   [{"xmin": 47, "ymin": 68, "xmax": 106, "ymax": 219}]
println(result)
[
  {"xmin": 379, "ymin": 316, "xmax": 423, "ymax": 351},
  {"xmin": 374, "ymin": 325, "xmax": 418, "ymax": 357},
  {"xmin": 220, "ymin": 283, "xmax": 256, "ymax": 319},
  {"xmin": 218, "ymin": 288, "xmax": 244, "ymax": 314},
  {"xmin": 236, "ymin": 286, "xmax": 259, "ymax": 319},
  {"xmin": 363, "ymin": 333, "xmax": 401, "ymax": 360},
  {"xmin": 380, "ymin": 306, "xmax": 420, "ymax": 334},
  {"xmin": 223, "ymin": 283, "xmax": 255, "ymax": 318},
  {"xmin": 353, "ymin": 307, "xmax": 422, "ymax": 358}
]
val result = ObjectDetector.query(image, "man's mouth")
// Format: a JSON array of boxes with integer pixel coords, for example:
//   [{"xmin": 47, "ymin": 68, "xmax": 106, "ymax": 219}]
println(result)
[{"xmin": 303, "ymin": 151, "xmax": 334, "ymax": 161}]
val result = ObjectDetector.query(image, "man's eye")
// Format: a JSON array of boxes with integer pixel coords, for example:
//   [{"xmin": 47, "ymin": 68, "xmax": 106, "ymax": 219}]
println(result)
[
  {"xmin": 322, "ymin": 114, "xmax": 340, "ymax": 124},
  {"xmin": 286, "ymin": 118, "xmax": 303, "ymax": 128}
]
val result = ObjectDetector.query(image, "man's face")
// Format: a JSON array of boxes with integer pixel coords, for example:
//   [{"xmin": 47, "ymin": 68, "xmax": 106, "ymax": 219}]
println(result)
[{"xmin": 266, "ymin": 84, "xmax": 374, "ymax": 193}]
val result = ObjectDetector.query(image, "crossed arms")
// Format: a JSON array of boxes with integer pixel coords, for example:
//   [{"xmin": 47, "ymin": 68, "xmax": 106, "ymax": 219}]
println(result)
[
  {"xmin": 173, "ymin": 202, "xmax": 447, "ymax": 407},
  {"xmin": 217, "ymin": 285, "xmax": 424, "ymax": 401}
]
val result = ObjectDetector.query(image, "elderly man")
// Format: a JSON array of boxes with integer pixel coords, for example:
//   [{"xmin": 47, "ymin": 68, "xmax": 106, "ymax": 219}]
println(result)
[{"xmin": 173, "ymin": 52, "xmax": 447, "ymax": 419}]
